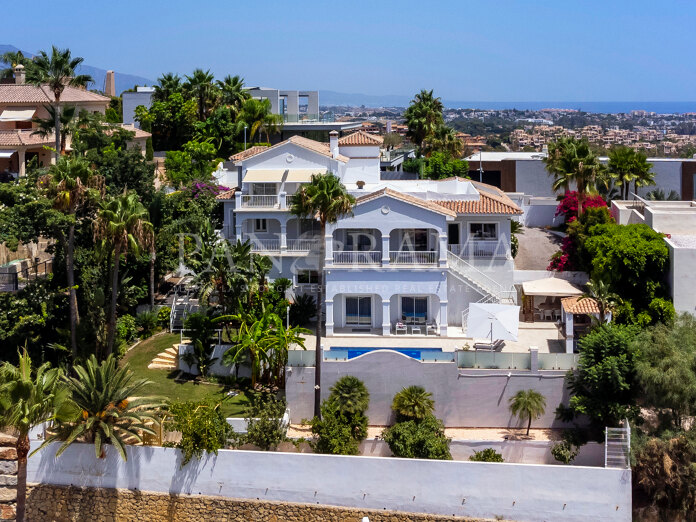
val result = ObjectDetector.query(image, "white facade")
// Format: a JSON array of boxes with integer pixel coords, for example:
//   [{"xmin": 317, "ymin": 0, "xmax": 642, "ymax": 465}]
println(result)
[{"xmin": 218, "ymin": 133, "xmax": 521, "ymax": 336}]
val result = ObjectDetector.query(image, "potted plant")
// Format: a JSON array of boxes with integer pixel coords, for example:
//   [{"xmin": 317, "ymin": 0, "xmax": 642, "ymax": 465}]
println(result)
[{"xmin": 356, "ymin": 180, "xmax": 365, "ymax": 189}]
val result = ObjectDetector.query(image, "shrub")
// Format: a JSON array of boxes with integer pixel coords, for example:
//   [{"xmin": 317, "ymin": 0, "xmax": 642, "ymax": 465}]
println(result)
[
  {"xmin": 469, "ymin": 448, "xmax": 504, "ymax": 462},
  {"xmin": 238, "ymin": 393, "xmax": 288, "ymax": 451},
  {"xmin": 555, "ymin": 191, "xmax": 608, "ymax": 223},
  {"xmin": 115, "ymin": 314, "xmax": 137, "ymax": 346},
  {"xmin": 136, "ymin": 310, "xmax": 159, "ymax": 339},
  {"xmin": 382, "ymin": 414, "xmax": 451, "ymax": 460},
  {"xmin": 551, "ymin": 440, "xmax": 579, "ymax": 464},
  {"xmin": 157, "ymin": 306, "xmax": 171, "ymax": 328},
  {"xmin": 289, "ymin": 294, "xmax": 316, "ymax": 327},
  {"xmin": 168, "ymin": 400, "xmax": 232, "ymax": 466},
  {"xmin": 391, "ymin": 385, "xmax": 434, "ymax": 422}
]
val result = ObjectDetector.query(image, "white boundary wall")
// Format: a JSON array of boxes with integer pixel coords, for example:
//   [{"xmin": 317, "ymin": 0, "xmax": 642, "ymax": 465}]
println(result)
[{"xmin": 27, "ymin": 441, "xmax": 631, "ymax": 522}]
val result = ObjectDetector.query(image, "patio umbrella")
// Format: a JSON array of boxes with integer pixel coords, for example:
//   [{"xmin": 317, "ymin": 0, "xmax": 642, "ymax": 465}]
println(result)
[{"xmin": 467, "ymin": 302, "xmax": 520, "ymax": 342}]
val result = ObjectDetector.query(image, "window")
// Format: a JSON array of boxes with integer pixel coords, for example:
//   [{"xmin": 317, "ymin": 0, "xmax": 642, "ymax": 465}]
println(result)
[
  {"xmin": 254, "ymin": 219, "xmax": 267, "ymax": 232},
  {"xmin": 345, "ymin": 229, "xmax": 375, "ymax": 251},
  {"xmin": 447, "ymin": 224, "xmax": 460, "ymax": 245},
  {"xmin": 251, "ymin": 183, "xmax": 277, "ymax": 196},
  {"xmin": 297, "ymin": 270, "xmax": 319, "ymax": 284},
  {"xmin": 346, "ymin": 296, "xmax": 372, "ymax": 326},
  {"xmin": 300, "ymin": 219, "xmax": 318, "ymax": 236},
  {"xmin": 401, "ymin": 229, "xmax": 429, "ymax": 251},
  {"xmin": 401, "ymin": 297, "xmax": 428, "ymax": 325},
  {"xmin": 470, "ymin": 223, "xmax": 497, "ymax": 240}
]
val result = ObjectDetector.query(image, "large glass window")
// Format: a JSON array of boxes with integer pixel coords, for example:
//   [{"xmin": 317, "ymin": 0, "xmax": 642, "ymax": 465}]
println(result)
[
  {"xmin": 297, "ymin": 270, "xmax": 319, "ymax": 284},
  {"xmin": 401, "ymin": 229, "xmax": 429, "ymax": 251},
  {"xmin": 401, "ymin": 297, "xmax": 428, "ymax": 324},
  {"xmin": 470, "ymin": 223, "xmax": 498, "ymax": 240},
  {"xmin": 447, "ymin": 223, "xmax": 460, "ymax": 245},
  {"xmin": 251, "ymin": 183, "xmax": 277, "ymax": 195},
  {"xmin": 346, "ymin": 296, "xmax": 372, "ymax": 326},
  {"xmin": 345, "ymin": 230, "xmax": 375, "ymax": 251}
]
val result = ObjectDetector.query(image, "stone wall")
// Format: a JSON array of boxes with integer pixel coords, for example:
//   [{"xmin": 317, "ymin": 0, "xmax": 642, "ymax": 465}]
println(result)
[
  {"xmin": 0, "ymin": 434, "xmax": 17, "ymax": 521},
  {"xmin": 26, "ymin": 485, "xmax": 488, "ymax": 522}
]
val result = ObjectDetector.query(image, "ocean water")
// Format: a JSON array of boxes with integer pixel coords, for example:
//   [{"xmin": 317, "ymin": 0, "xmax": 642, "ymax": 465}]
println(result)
[{"xmin": 441, "ymin": 100, "xmax": 696, "ymax": 114}]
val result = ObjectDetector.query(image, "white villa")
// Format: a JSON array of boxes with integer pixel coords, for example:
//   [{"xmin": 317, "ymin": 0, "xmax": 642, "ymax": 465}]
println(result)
[{"xmin": 216, "ymin": 130, "xmax": 522, "ymax": 337}]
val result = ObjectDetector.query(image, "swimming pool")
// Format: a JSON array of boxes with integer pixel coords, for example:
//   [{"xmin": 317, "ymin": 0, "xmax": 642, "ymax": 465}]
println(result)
[{"xmin": 327, "ymin": 347, "xmax": 444, "ymax": 361}]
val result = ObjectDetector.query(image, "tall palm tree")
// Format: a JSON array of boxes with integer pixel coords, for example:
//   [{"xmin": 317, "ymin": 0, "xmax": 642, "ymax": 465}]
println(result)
[
  {"xmin": 239, "ymin": 98, "xmax": 274, "ymax": 141},
  {"xmin": 391, "ymin": 385, "xmax": 435, "ymax": 421},
  {"xmin": 32, "ymin": 104, "xmax": 76, "ymax": 154},
  {"xmin": 291, "ymin": 173, "xmax": 355, "ymax": 417},
  {"xmin": 94, "ymin": 192, "xmax": 154, "ymax": 356},
  {"xmin": 608, "ymin": 146, "xmax": 654, "ymax": 199},
  {"xmin": 26, "ymin": 46, "xmax": 93, "ymax": 159},
  {"xmin": 216, "ymin": 74, "xmax": 250, "ymax": 113},
  {"xmin": 153, "ymin": 72, "xmax": 182, "ymax": 102},
  {"xmin": 544, "ymin": 137, "xmax": 604, "ymax": 217},
  {"xmin": 260, "ymin": 111, "xmax": 284, "ymax": 143},
  {"xmin": 403, "ymin": 89, "xmax": 444, "ymax": 153},
  {"xmin": 184, "ymin": 68, "xmax": 217, "ymax": 121},
  {"xmin": 423, "ymin": 125, "xmax": 462, "ymax": 158},
  {"xmin": 509, "ymin": 389, "xmax": 546, "ymax": 436},
  {"xmin": 581, "ymin": 277, "xmax": 620, "ymax": 323},
  {"xmin": 0, "ymin": 350, "xmax": 66, "ymax": 522},
  {"xmin": 38, "ymin": 155, "xmax": 104, "ymax": 357},
  {"xmin": 0, "ymin": 49, "xmax": 31, "ymax": 79},
  {"xmin": 44, "ymin": 355, "xmax": 162, "ymax": 461}
]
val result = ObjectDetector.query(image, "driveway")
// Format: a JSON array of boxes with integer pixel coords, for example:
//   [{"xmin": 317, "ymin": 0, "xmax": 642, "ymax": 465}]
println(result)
[{"xmin": 514, "ymin": 227, "xmax": 563, "ymax": 270}]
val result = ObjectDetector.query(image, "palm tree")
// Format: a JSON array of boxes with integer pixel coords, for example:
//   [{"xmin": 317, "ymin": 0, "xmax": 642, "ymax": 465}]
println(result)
[
  {"xmin": 509, "ymin": 389, "xmax": 546, "ymax": 436},
  {"xmin": 94, "ymin": 192, "xmax": 154, "ymax": 356},
  {"xmin": 646, "ymin": 188, "xmax": 680, "ymax": 201},
  {"xmin": 44, "ymin": 355, "xmax": 162, "ymax": 461},
  {"xmin": 544, "ymin": 137, "xmax": 604, "ymax": 217},
  {"xmin": 291, "ymin": 173, "xmax": 356, "ymax": 418},
  {"xmin": 391, "ymin": 385, "xmax": 435, "ymax": 421},
  {"xmin": 32, "ymin": 104, "xmax": 76, "ymax": 154},
  {"xmin": 184, "ymin": 68, "xmax": 217, "ymax": 121},
  {"xmin": 38, "ymin": 155, "xmax": 104, "ymax": 357},
  {"xmin": 0, "ymin": 350, "xmax": 66, "ymax": 522},
  {"xmin": 264, "ymin": 314, "xmax": 310, "ymax": 386},
  {"xmin": 0, "ymin": 49, "xmax": 31, "ymax": 79},
  {"xmin": 608, "ymin": 146, "xmax": 654, "ymax": 199},
  {"xmin": 223, "ymin": 315, "xmax": 272, "ymax": 388},
  {"xmin": 153, "ymin": 72, "xmax": 182, "ymax": 102},
  {"xmin": 423, "ymin": 125, "xmax": 462, "ymax": 158},
  {"xmin": 329, "ymin": 376, "xmax": 370, "ymax": 416},
  {"xmin": 581, "ymin": 278, "xmax": 620, "ymax": 323},
  {"xmin": 26, "ymin": 46, "xmax": 93, "ymax": 159},
  {"xmin": 216, "ymin": 75, "xmax": 250, "ymax": 113},
  {"xmin": 260, "ymin": 111, "xmax": 284, "ymax": 143},
  {"xmin": 403, "ymin": 89, "xmax": 444, "ymax": 153},
  {"xmin": 239, "ymin": 98, "xmax": 275, "ymax": 141}
]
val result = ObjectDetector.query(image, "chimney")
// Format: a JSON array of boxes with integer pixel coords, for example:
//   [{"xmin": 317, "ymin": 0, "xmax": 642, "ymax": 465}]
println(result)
[
  {"xmin": 105, "ymin": 70, "xmax": 115, "ymax": 97},
  {"xmin": 14, "ymin": 65, "xmax": 25, "ymax": 85},
  {"xmin": 329, "ymin": 130, "xmax": 339, "ymax": 159}
]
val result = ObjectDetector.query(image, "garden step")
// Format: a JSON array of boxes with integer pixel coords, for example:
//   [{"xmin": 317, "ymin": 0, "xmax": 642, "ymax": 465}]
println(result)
[
  {"xmin": 151, "ymin": 356, "xmax": 175, "ymax": 364},
  {"xmin": 155, "ymin": 351, "xmax": 177, "ymax": 360},
  {"xmin": 147, "ymin": 362, "xmax": 176, "ymax": 370},
  {"xmin": 164, "ymin": 347, "xmax": 178, "ymax": 356}
]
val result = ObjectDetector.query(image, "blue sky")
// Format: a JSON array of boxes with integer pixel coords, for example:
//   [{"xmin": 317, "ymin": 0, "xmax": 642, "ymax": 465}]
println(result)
[{"xmin": 4, "ymin": 0, "xmax": 696, "ymax": 101}]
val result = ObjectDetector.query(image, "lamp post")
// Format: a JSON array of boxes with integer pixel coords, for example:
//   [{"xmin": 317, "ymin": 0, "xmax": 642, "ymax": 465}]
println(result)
[{"xmin": 244, "ymin": 126, "xmax": 248, "ymax": 151}]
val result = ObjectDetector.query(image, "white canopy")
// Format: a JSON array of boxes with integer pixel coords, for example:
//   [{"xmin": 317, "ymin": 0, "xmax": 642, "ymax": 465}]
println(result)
[
  {"xmin": 0, "ymin": 109, "xmax": 35, "ymax": 122},
  {"xmin": 467, "ymin": 302, "xmax": 520, "ymax": 342},
  {"xmin": 0, "ymin": 150, "xmax": 15, "ymax": 159},
  {"xmin": 521, "ymin": 277, "xmax": 583, "ymax": 297},
  {"xmin": 243, "ymin": 169, "xmax": 287, "ymax": 182}
]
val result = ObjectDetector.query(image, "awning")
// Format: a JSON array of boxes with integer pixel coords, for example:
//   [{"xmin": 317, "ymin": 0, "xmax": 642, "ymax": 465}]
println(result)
[
  {"xmin": 285, "ymin": 169, "xmax": 323, "ymax": 183},
  {"xmin": 0, "ymin": 150, "xmax": 15, "ymax": 159},
  {"xmin": 243, "ymin": 169, "xmax": 288, "ymax": 182},
  {"xmin": 467, "ymin": 302, "xmax": 520, "ymax": 342},
  {"xmin": 0, "ymin": 109, "xmax": 36, "ymax": 122},
  {"xmin": 522, "ymin": 277, "xmax": 583, "ymax": 297}
]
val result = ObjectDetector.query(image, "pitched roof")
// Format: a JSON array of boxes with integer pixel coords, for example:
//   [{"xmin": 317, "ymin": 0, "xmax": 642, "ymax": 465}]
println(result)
[
  {"xmin": 431, "ymin": 178, "xmax": 523, "ymax": 215},
  {"xmin": 230, "ymin": 136, "xmax": 349, "ymax": 163},
  {"xmin": 355, "ymin": 187, "xmax": 457, "ymax": 217},
  {"xmin": 229, "ymin": 145, "xmax": 269, "ymax": 161},
  {"xmin": 0, "ymin": 130, "xmax": 53, "ymax": 147},
  {"xmin": 0, "ymin": 84, "xmax": 111, "ymax": 105},
  {"xmin": 561, "ymin": 296, "xmax": 601, "ymax": 315},
  {"xmin": 216, "ymin": 188, "xmax": 239, "ymax": 200},
  {"xmin": 338, "ymin": 130, "xmax": 384, "ymax": 146}
]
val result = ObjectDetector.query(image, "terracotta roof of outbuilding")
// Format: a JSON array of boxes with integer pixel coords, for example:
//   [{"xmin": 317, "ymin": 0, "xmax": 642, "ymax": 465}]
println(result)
[
  {"xmin": 338, "ymin": 130, "xmax": 384, "ymax": 146},
  {"xmin": 561, "ymin": 296, "xmax": 601, "ymax": 315},
  {"xmin": 431, "ymin": 177, "xmax": 523, "ymax": 215},
  {"xmin": 0, "ymin": 84, "xmax": 111, "ymax": 104},
  {"xmin": 216, "ymin": 188, "xmax": 240, "ymax": 200},
  {"xmin": 229, "ymin": 145, "xmax": 269, "ymax": 161},
  {"xmin": 355, "ymin": 187, "xmax": 457, "ymax": 217},
  {"xmin": 228, "ymin": 136, "xmax": 349, "ymax": 163},
  {"xmin": 0, "ymin": 130, "xmax": 53, "ymax": 147}
]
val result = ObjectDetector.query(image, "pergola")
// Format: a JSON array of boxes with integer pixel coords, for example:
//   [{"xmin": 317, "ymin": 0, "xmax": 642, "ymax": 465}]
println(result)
[
  {"xmin": 560, "ymin": 296, "xmax": 605, "ymax": 353},
  {"xmin": 520, "ymin": 277, "xmax": 584, "ymax": 322}
]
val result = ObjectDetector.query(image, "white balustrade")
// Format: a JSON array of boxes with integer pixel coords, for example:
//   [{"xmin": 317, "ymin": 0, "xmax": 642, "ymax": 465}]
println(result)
[
  {"xmin": 240, "ymin": 195, "xmax": 279, "ymax": 208},
  {"xmin": 389, "ymin": 250, "xmax": 438, "ymax": 265},
  {"xmin": 333, "ymin": 251, "xmax": 381, "ymax": 265}
]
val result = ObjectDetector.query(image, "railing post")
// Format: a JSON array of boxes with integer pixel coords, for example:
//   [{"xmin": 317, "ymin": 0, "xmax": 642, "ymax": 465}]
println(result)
[
  {"xmin": 234, "ymin": 190, "xmax": 242, "ymax": 209},
  {"xmin": 279, "ymin": 192, "xmax": 287, "ymax": 210},
  {"xmin": 529, "ymin": 346, "xmax": 539, "ymax": 373},
  {"xmin": 280, "ymin": 223, "xmax": 287, "ymax": 252},
  {"xmin": 438, "ymin": 234, "xmax": 448, "ymax": 267}
]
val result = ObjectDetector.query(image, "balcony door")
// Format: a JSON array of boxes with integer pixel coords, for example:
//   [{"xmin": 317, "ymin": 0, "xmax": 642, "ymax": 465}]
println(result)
[
  {"xmin": 345, "ymin": 296, "xmax": 372, "ymax": 326},
  {"xmin": 401, "ymin": 296, "xmax": 428, "ymax": 325}
]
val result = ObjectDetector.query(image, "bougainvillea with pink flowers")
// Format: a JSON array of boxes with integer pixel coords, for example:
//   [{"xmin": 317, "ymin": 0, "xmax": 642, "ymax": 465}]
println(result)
[
  {"xmin": 185, "ymin": 181, "xmax": 231, "ymax": 199},
  {"xmin": 555, "ymin": 191, "xmax": 607, "ymax": 223}
]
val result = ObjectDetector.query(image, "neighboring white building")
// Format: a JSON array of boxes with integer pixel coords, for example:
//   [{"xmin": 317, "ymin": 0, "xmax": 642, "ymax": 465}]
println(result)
[
  {"xmin": 122, "ymin": 86, "xmax": 155, "ymax": 128},
  {"xmin": 611, "ymin": 199, "xmax": 696, "ymax": 315},
  {"xmin": 216, "ymin": 130, "xmax": 522, "ymax": 337}
]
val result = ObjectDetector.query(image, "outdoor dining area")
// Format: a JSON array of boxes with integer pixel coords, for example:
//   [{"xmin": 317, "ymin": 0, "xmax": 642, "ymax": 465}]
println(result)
[
  {"xmin": 394, "ymin": 318, "xmax": 440, "ymax": 336},
  {"xmin": 519, "ymin": 277, "xmax": 584, "ymax": 323}
]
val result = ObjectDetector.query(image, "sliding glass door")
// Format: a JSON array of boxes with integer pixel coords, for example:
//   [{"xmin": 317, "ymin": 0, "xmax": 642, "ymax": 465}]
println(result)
[
  {"xmin": 401, "ymin": 296, "xmax": 428, "ymax": 325},
  {"xmin": 345, "ymin": 296, "xmax": 372, "ymax": 326}
]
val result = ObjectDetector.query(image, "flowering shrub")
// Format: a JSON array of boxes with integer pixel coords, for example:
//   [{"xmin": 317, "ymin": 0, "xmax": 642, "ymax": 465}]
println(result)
[
  {"xmin": 185, "ymin": 181, "xmax": 230, "ymax": 199},
  {"xmin": 555, "ymin": 191, "xmax": 607, "ymax": 222},
  {"xmin": 547, "ymin": 236, "xmax": 577, "ymax": 271}
]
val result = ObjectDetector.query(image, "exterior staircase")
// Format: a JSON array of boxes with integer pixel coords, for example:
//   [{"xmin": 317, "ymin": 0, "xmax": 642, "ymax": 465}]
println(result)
[
  {"xmin": 147, "ymin": 345, "xmax": 179, "ymax": 370},
  {"xmin": 169, "ymin": 290, "xmax": 199, "ymax": 333}
]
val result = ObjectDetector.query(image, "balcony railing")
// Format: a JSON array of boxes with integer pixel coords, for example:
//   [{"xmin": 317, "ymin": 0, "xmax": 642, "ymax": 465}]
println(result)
[
  {"xmin": 389, "ymin": 250, "xmax": 438, "ymax": 265},
  {"xmin": 448, "ymin": 241, "xmax": 508, "ymax": 259},
  {"xmin": 333, "ymin": 251, "xmax": 381, "ymax": 265},
  {"xmin": 282, "ymin": 113, "xmax": 335, "ymax": 124},
  {"xmin": 248, "ymin": 238, "xmax": 280, "ymax": 252},
  {"xmin": 241, "ymin": 195, "xmax": 279, "ymax": 208},
  {"xmin": 287, "ymin": 238, "xmax": 320, "ymax": 252}
]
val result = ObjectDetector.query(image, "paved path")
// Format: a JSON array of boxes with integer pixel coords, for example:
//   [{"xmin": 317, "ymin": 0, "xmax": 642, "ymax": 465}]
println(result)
[{"xmin": 514, "ymin": 227, "xmax": 563, "ymax": 270}]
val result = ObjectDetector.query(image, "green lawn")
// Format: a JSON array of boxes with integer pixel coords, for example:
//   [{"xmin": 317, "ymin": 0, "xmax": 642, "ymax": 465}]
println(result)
[{"xmin": 122, "ymin": 332, "xmax": 250, "ymax": 417}]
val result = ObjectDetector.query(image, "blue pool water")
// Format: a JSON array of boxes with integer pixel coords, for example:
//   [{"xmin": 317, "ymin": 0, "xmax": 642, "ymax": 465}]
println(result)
[{"xmin": 329, "ymin": 347, "xmax": 443, "ymax": 360}]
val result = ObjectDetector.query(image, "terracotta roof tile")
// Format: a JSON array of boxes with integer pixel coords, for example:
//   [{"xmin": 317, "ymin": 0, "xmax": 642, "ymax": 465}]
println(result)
[
  {"xmin": 229, "ymin": 145, "xmax": 269, "ymax": 161},
  {"xmin": 0, "ymin": 130, "xmax": 53, "ymax": 147},
  {"xmin": 0, "ymin": 84, "xmax": 110, "ymax": 104},
  {"xmin": 431, "ymin": 178, "xmax": 522, "ymax": 215},
  {"xmin": 561, "ymin": 296, "xmax": 600, "ymax": 315},
  {"xmin": 355, "ymin": 187, "xmax": 457, "ymax": 217},
  {"xmin": 216, "ymin": 188, "xmax": 239, "ymax": 200},
  {"xmin": 338, "ymin": 130, "xmax": 384, "ymax": 146}
]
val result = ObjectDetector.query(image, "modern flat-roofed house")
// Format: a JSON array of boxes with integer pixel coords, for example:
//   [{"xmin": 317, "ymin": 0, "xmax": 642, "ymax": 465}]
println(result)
[
  {"xmin": 217, "ymin": 130, "xmax": 522, "ymax": 336},
  {"xmin": 0, "ymin": 65, "xmax": 150, "ymax": 176}
]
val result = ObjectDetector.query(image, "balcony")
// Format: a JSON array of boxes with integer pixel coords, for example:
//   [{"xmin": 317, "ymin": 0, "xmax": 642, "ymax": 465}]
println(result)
[
  {"xmin": 389, "ymin": 250, "xmax": 438, "ymax": 265},
  {"xmin": 240, "ymin": 195, "xmax": 280, "ymax": 208},
  {"xmin": 287, "ymin": 238, "xmax": 320, "ymax": 252},
  {"xmin": 247, "ymin": 238, "xmax": 280, "ymax": 252},
  {"xmin": 333, "ymin": 251, "xmax": 381, "ymax": 265},
  {"xmin": 448, "ymin": 241, "xmax": 508, "ymax": 259}
]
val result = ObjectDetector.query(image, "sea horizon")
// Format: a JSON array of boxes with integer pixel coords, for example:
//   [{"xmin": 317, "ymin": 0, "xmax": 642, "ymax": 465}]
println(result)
[{"xmin": 439, "ymin": 100, "xmax": 696, "ymax": 114}]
